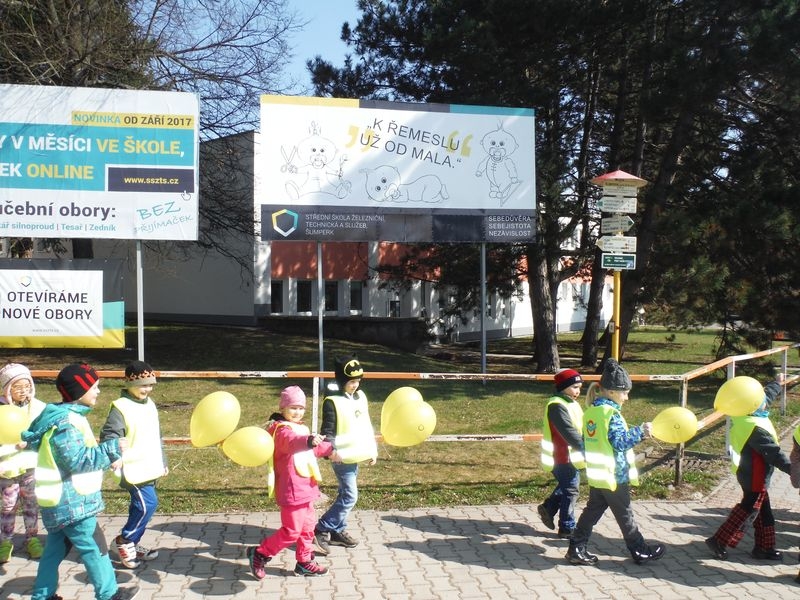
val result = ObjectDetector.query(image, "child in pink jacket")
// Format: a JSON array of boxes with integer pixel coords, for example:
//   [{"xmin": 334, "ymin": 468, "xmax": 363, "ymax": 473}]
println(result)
[{"xmin": 247, "ymin": 386, "xmax": 337, "ymax": 579}]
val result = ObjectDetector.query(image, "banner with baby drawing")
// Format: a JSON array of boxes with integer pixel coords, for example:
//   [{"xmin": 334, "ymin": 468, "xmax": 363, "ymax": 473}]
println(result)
[{"xmin": 258, "ymin": 95, "xmax": 536, "ymax": 243}]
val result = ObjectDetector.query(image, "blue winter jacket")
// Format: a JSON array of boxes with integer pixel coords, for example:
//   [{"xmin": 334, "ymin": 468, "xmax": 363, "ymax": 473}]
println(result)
[{"xmin": 22, "ymin": 403, "xmax": 121, "ymax": 531}]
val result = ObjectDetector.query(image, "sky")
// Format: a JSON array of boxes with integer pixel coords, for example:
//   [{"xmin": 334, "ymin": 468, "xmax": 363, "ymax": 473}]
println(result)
[{"xmin": 285, "ymin": 0, "xmax": 362, "ymax": 92}]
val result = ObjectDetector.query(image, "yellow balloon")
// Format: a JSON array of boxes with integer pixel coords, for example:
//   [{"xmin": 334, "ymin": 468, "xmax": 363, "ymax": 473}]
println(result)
[
  {"xmin": 381, "ymin": 400, "xmax": 437, "ymax": 447},
  {"xmin": 381, "ymin": 387, "xmax": 424, "ymax": 432},
  {"xmin": 190, "ymin": 391, "xmax": 241, "ymax": 447},
  {"xmin": 0, "ymin": 404, "xmax": 28, "ymax": 444},
  {"xmin": 222, "ymin": 426, "xmax": 275, "ymax": 467},
  {"xmin": 714, "ymin": 376, "xmax": 765, "ymax": 417},
  {"xmin": 651, "ymin": 406, "xmax": 698, "ymax": 444}
]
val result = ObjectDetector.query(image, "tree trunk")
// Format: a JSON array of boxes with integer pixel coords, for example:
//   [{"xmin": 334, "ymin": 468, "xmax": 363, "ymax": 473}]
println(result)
[
  {"xmin": 528, "ymin": 248, "xmax": 559, "ymax": 372},
  {"xmin": 581, "ymin": 246, "xmax": 605, "ymax": 368}
]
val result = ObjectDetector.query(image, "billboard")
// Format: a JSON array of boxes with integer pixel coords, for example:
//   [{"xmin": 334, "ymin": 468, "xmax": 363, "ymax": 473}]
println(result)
[
  {"xmin": 258, "ymin": 96, "xmax": 535, "ymax": 243},
  {"xmin": 0, "ymin": 84, "xmax": 200, "ymax": 240},
  {"xmin": 0, "ymin": 259, "xmax": 125, "ymax": 348}
]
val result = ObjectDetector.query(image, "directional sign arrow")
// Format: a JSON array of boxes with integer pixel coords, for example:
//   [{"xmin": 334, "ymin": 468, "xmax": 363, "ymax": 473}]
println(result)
[
  {"xmin": 601, "ymin": 215, "xmax": 635, "ymax": 234},
  {"xmin": 596, "ymin": 235, "xmax": 637, "ymax": 253}
]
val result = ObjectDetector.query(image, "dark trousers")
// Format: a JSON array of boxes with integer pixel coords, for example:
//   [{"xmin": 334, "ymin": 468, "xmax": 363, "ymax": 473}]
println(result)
[
  {"xmin": 542, "ymin": 463, "xmax": 580, "ymax": 530},
  {"xmin": 571, "ymin": 484, "xmax": 645, "ymax": 552}
]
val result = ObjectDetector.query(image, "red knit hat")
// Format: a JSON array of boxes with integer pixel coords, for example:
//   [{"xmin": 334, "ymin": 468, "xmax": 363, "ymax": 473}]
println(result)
[{"xmin": 554, "ymin": 369, "xmax": 582, "ymax": 392}]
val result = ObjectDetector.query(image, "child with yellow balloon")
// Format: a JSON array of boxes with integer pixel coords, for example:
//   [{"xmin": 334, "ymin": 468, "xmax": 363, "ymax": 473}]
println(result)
[
  {"xmin": 246, "ymin": 386, "xmax": 336, "ymax": 579},
  {"xmin": 0, "ymin": 363, "xmax": 47, "ymax": 563},
  {"xmin": 314, "ymin": 356, "xmax": 377, "ymax": 555},
  {"xmin": 705, "ymin": 374, "xmax": 791, "ymax": 561},
  {"xmin": 566, "ymin": 359, "xmax": 666, "ymax": 567}
]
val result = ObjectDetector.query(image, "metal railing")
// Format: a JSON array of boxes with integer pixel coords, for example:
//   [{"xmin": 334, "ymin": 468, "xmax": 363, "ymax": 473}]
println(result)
[{"xmin": 29, "ymin": 343, "xmax": 799, "ymax": 485}]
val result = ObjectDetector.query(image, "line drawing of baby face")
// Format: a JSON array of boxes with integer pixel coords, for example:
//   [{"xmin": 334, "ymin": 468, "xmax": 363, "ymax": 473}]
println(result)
[
  {"xmin": 480, "ymin": 125, "xmax": 518, "ymax": 160},
  {"xmin": 296, "ymin": 122, "xmax": 337, "ymax": 169}
]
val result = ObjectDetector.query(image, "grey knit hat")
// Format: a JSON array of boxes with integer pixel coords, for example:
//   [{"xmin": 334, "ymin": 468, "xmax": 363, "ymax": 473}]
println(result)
[{"xmin": 600, "ymin": 358, "xmax": 632, "ymax": 391}]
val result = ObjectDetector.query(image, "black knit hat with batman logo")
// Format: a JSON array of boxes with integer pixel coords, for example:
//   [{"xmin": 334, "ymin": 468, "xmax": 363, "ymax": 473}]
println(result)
[{"xmin": 334, "ymin": 356, "xmax": 364, "ymax": 389}]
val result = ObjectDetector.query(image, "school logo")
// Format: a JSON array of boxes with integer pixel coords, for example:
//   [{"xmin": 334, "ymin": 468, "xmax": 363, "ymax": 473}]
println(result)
[
  {"xmin": 586, "ymin": 420, "xmax": 597, "ymax": 437},
  {"xmin": 272, "ymin": 208, "xmax": 299, "ymax": 237}
]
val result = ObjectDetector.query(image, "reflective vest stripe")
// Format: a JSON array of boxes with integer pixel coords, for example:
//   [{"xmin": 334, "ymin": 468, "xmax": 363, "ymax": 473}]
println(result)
[
  {"xmin": 583, "ymin": 405, "xmax": 639, "ymax": 491},
  {"xmin": 330, "ymin": 392, "xmax": 377, "ymax": 463},
  {"xmin": 0, "ymin": 399, "xmax": 46, "ymax": 478},
  {"xmin": 266, "ymin": 421, "xmax": 322, "ymax": 497},
  {"xmin": 112, "ymin": 397, "xmax": 165, "ymax": 484},
  {"xmin": 728, "ymin": 415, "xmax": 777, "ymax": 473},
  {"xmin": 35, "ymin": 412, "xmax": 102, "ymax": 507},
  {"xmin": 541, "ymin": 396, "xmax": 586, "ymax": 471}
]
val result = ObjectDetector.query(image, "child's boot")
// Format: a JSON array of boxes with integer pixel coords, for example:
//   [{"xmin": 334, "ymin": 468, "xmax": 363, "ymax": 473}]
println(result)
[
  {"xmin": 565, "ymin": 542, "xmax": 599, "ymax": 565},
  {"xmin": 26, "ymin": 536, "xmax": 43, "ymax": 559},
  {"xmin": 630, "ymin": 541, "xmax": 666, "ymax": 564},
  {"xmin": 0, "ymin": 539, "xmax": 12, "ymax": 563}
]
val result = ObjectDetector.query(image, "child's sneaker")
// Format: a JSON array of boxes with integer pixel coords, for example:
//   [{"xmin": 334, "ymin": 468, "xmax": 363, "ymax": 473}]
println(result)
[
  {"xmin": 135, "ymin": 544, "xmax": 158, "ymax": 561},
  {"xmin": 328, "ymin": 529, "xmax": 359, "ymax": 548},
  {"xmin": 113, "ymin": 536, "xmax": 141, "ymax": 569},
  {"xmin": 26, "ymin": 536, "xmax": 44, "ymax": 559},
  {"xmin": 246, "ymin": 546, "xmax": 271, "ymax": 580},
  {"xmin": 312, "ymin": 532, "xmax": 330, "ymax": 556},
  {"xmin": 0, "ymin": 539, "xmax": 12, "ymax": 563},
  {"xmin": 294, "ymin": 560, "xmax": 329, "ymax": 577},
  {"xmin": 109, "ymin": 585, "xmax": 140, "ymax": 600}
]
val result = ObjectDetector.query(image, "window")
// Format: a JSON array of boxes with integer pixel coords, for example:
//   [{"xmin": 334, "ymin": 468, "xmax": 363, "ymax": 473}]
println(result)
[
  {"xmin": 297, "ymin": 280, "xmax": 312, "ymax": 313},
  {"xmin": 270, "ymin": 281, "xmax": 283, "ymax": 314},
  {"xmin": 325, "ymin": 281, "xmax": 338, "ymax": 312},
  {"xmin": 350, "ymin": 281, "xmax": 364, "ymax": 313},
  {"xmin": 389, "ymin": 300, "xmax": 400, "ymax": 318}
]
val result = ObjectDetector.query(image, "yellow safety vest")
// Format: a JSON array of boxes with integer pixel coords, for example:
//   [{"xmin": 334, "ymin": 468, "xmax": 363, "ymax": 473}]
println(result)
[
  {"xmin": 329, "ymin": 391, "xmax": 377, "ymax": 463},
  {"xmin": 0, "ymin": 398, "xmax": 46, "ymax": 478},
  {"xmin": 728, "ymin": 415, "xmax": 777, "ymax": 474},
  {"xmin": 267, "ymin": 421, "xmax": 322, "ymax": 497},
  {"xmin": 111, "ymin": 397, "xmax": 165, "ymax": 484},
  {"xmin": 583, "ymin": 404, "xmax": 639, "ymax": 491},
  {"xmin": 35, "ymin": 412, "xmax": 104, "ymax": 508},
  {"xmin": 541, "ymin": 396, "xmax": 586, "ymax": 471}
]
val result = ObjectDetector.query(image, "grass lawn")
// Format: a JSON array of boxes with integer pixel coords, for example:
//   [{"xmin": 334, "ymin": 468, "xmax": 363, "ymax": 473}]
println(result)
[{"xmin": 3, "ymin": 325, "xmax": 798, "ymax": 513}]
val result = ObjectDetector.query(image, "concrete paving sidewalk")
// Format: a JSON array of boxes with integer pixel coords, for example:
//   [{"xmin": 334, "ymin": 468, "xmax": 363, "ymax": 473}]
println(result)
[{"xmin": 2, "ymin": 433, "xmax": 800, "ymax": 600}]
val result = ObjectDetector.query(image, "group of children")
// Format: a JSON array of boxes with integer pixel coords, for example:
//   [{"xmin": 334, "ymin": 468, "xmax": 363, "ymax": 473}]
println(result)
[
  {"xmin": 539, "ymin": 358, "xmax": 664, "ymax": 566},
  {"xmin": 1, "ymin": 360, "xmax": 167, "ymax": 600},
  {"xmin": 0, "ymin": 354, "xmax": 376, "ymax": 597},
  {"xmin": 540, "ymin": 358, "xmax": 799, "ymax": 580},
  {"xmin": 4, "ymin": 353, "xmax": 798, "ymax": 595}
]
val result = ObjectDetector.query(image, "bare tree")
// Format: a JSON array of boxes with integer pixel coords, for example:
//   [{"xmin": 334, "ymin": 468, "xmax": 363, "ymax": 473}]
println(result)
[{"xmin": 0, "ymin": 0, "xmax": 303, "ymax": 259}]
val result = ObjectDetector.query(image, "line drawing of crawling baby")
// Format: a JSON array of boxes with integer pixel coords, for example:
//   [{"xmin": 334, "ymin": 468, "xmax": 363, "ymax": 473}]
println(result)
[
  {"xmin": 475, "ymin": 124, "xmax": 521, "ymax": 204},
  {"xmin": 360, "ymin": 164, "xmax": 449, "ymax": 204},
  {"xmin": 283, "ymin": 121, "xmax": 351, "ymax": 200}
]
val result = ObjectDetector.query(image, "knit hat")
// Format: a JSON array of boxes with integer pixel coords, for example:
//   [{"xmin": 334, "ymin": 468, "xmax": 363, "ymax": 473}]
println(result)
[
  {"xmin": 279, "ymin": 385, "xmax": 306, "ymax": 409},
  {"xmin": 599, "ymin": 358, "xmax": 632, "ymax": 391},
  {"xmin": 125, "ymin": 360, "xmax": 157, "ymax": 386},
  {"xmin": 334, "ymin": 356, "xmax": 364, "ymax": 388},
  {"xmin": 0, "ymin": 363, "xmax": 35, "ymax": 401},
  {"xmin": 554, "ymin": 368, "xmax": 582, "ymax": 392},
  {"xmin": 56, "ymin": 363, "xmax": 99, "ymax": 402}
]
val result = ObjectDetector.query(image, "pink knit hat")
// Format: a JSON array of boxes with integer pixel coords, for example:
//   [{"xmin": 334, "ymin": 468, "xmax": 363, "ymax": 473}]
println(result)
[
  {"xmin": 279, "ymin": 385, "xmax": 306, "ymax": 409},
  {"xmin": 0, "ymin": 363, "xmax": 35, "ymax": 402}
]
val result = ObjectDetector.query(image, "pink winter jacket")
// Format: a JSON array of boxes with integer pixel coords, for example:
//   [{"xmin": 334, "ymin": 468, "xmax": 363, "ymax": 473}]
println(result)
[{"xmin": 267, "ymin": 416, "xmax": 334, "ymax": 507}]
